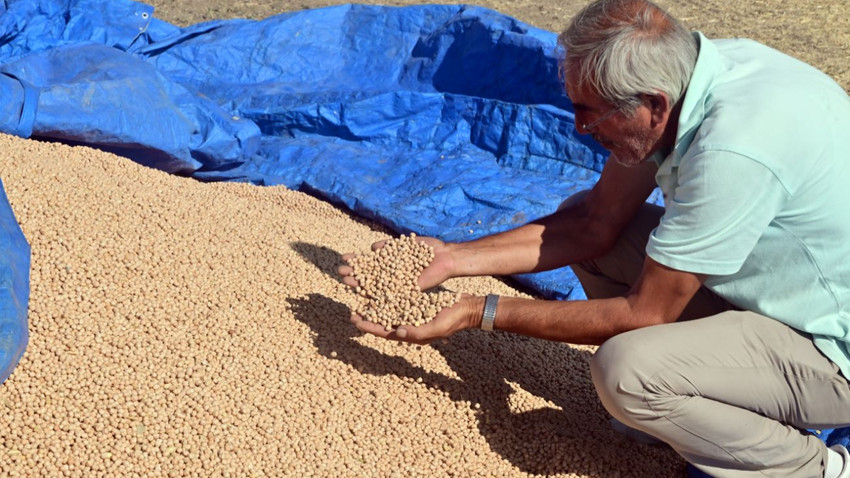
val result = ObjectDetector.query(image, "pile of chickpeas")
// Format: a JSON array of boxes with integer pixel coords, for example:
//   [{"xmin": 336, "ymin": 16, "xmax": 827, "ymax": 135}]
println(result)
[{"xmin": 0, "ymin": 133, "xmax": 683, "ymax": 477}]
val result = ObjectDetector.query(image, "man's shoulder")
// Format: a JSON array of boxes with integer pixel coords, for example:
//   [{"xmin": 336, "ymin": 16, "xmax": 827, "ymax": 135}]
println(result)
[
  {"xmin": 708, "ymin": 36, "xmax": 844, "ymax": 105},
  {"xmin": 675, "ymin": 33, "xmax": 835, "ymax": 166}
]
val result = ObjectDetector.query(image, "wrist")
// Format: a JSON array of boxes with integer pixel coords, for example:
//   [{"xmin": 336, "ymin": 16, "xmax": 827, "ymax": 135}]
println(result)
[
  {"xmin": 465, "ymin": 295, "xmax": 486, "ymax": 329},
  {"xmin": 445, "ymin": 241, "xmax": 480, "ymax": 278},
  {"xmin": 464, "ymin": 294, "xmax": 500, "ymax": 331},
  {"xmin": 441, "ymin": 241, "xmax": 463, "ymax": 278}
]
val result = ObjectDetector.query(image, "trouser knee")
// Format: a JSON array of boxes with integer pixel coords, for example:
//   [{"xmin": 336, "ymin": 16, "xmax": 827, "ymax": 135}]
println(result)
[{"xmin": 590, "ymin": 331, "xmax": 655, "ymax": 426}]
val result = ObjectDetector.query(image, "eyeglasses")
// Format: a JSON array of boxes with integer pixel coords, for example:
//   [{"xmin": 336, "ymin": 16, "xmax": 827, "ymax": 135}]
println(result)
[{"xmin": 581, "ymin": 104, "xmax": 624, "ymax": 131}]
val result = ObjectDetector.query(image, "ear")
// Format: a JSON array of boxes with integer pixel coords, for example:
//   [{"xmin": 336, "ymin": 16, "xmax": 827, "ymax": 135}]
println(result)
[{"xmin": 641, "ymin": 92, "xmax": 671, "ymax": 128}]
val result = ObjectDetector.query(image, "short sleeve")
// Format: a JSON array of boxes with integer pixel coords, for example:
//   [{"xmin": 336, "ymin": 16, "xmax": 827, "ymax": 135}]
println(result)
[{"xmin": 647, "ymin": 150, "xmax": 790, "ymax": 275}]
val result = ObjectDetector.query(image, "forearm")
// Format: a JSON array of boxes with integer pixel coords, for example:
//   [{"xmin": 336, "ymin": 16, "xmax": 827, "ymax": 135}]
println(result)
[
  {"xmin": 467, "ymin": 295, "xmax": 659, "ymax": 346},
  {"xmin": 460, "ymin": 258, "xmax": 703, "ymax": 345},
  {"xmin": 446, "ymin": 205, "xmax": 613, "ymax": 278},
  {"xmin": 443, "ymin": 160, "xmax": 660, "ymax": 280}
]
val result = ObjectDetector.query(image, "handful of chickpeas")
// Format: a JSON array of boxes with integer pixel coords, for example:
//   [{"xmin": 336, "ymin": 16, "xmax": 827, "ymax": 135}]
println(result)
[{"xmin": 348, "ymin": 234, "xmax": 460, "ymax": 331}]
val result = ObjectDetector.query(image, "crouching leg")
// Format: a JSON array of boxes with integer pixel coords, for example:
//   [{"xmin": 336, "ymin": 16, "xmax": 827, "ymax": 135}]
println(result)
[{"xmin": 590, "ymin": 311, "xmax": 850, "ymax": 478}]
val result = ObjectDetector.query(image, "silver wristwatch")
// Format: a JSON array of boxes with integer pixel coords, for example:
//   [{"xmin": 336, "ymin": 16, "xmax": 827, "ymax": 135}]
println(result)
[{"xmin": 481, "ymin": 294, "xmax": 499, "ymax": 331}]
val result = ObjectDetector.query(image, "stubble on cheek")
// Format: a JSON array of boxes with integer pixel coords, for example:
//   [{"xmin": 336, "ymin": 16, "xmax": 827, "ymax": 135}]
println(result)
[{"xmin": 610, "ymin": 130, "xmax": 656, "ymax": 167}]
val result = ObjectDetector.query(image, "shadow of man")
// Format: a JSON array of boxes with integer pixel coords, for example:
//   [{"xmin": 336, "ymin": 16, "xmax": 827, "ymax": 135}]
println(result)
[{"xmin": 288, "ymin": 241, "xmax": 683, "ymax": 477}]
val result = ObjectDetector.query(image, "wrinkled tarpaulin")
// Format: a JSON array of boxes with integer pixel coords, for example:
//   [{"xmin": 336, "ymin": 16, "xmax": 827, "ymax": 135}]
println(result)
[
  {"xmin": 0, "ymin": 181, "xmax": 29, "ymax": 384},
  {"xmin": 4, "ymin": 0, "xmax": 636, "ymax": 384},
  {"xmin": 1, "ymin": 0, "xmax": 647, "ymax": 300},
  {"xmin": 2, "ymin": 0, "xmax": 630, "ymax": 382}
]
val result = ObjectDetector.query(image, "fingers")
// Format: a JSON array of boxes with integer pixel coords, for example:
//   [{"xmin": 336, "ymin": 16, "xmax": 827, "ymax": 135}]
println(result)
[
  {"xmin": 339, "ymin": 236, "xmax": 395, "ymax": 284},
  {"xmin": 350, "ymin": 313, "xmax": 395, "ymax": 339},
  {"xmin": 394, "ymin": 326, "xmax": 431, "ymax": 344},
  {"xmin": 393, "ymin": 324, "xmax": 437, "ymax": 345},
  {"xmin": 337, "ymin": 265, "xmax": 359, "ymax": 287},
  {"xmin": 350, "ymin": 314, "xmax": 434, "ymax": 345},
  {"xmin": 337, "ymin": 259, "xmax": 362, "ymax": 288},
  {"xmin": 370, "ymin": 239, "xmax": 388, "ymax": 252}
]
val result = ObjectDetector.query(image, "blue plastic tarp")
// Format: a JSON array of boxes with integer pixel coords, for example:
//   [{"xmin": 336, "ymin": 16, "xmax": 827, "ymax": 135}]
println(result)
[
  {"xmin": 3, "ymin": 0, "xmax": 636, "ymax": 382},
  {"xmin": 0, "ymin": 0, "xmax": 656, "ymax": 303},
  {"xmin": 0, "ymin": 180, "xmax": 29, "ymax": 384}
]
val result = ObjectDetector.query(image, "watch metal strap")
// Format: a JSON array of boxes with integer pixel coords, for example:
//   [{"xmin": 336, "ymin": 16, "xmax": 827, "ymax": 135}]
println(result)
[{"xmin": 481, "ymin": 294, "xmax": 499, "ymax": 331}]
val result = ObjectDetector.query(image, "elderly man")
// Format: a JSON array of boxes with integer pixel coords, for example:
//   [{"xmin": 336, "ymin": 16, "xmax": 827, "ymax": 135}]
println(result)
[{"xmin": 339, "ymin": 0, "xmax": 850, "ymax": 476}]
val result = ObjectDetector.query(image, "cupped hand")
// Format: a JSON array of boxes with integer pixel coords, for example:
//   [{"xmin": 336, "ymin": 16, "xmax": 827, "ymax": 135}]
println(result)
[
  {"xmin": 350, "ymin": 295, "xmax": 481, "ymax": 345},
  {"xmin": 337, "ymin": 235, "xmax": 454, "ymax": 291}
]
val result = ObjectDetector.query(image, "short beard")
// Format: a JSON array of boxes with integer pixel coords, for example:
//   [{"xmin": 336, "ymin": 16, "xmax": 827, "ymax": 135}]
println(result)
[
  {"xmin": 612, "ymin": 154, "xmax": 643, "ymax": 167},
  {"xmin": 609, "ymin": 130, "xmax": 655, "ymax": 167}
]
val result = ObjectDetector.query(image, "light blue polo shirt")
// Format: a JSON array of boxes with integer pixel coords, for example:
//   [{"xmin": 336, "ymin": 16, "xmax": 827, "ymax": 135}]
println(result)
[{"xmin": 647, "ymin": 32, "xmax": 850, "ymax": 378}]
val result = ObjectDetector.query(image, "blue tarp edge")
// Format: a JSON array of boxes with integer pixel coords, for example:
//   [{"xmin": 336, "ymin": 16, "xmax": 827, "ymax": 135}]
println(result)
[{"xmin": 0, "ymin": 179, "xmax": 30, "ymax": 384}]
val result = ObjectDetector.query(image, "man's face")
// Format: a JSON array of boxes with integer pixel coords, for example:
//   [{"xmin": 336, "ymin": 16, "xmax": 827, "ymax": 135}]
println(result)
[{"xmin": 564, "ymin": 68, "xmax": 664, "ymax": 167}]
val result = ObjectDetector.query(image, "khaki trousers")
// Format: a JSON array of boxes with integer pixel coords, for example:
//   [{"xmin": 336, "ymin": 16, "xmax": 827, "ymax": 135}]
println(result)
[{"xmin": 572, "ymin": 202, "xmax": 850, "ymax": 477}]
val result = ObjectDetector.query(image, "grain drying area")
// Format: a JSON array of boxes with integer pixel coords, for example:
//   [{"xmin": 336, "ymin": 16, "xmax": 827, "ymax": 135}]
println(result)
[
  {"xmin": 0, "ymin": 0, "xmax": 848, "ymax": 477},
  {"xmin": 0, "ymin": 134, "xmax": 679, "ymax": 476}
]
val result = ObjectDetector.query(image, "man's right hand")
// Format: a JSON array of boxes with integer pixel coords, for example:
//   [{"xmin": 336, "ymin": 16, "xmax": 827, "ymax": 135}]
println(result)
[{"xmin": 337, "ymin": 235, "xmax": 455, "ymax": 292}]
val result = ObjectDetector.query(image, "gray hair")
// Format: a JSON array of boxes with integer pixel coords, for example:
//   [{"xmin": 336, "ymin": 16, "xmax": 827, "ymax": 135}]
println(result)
[{"xmin": 558, "ymin": 0, "xmax": 697, "ymax": 110}]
